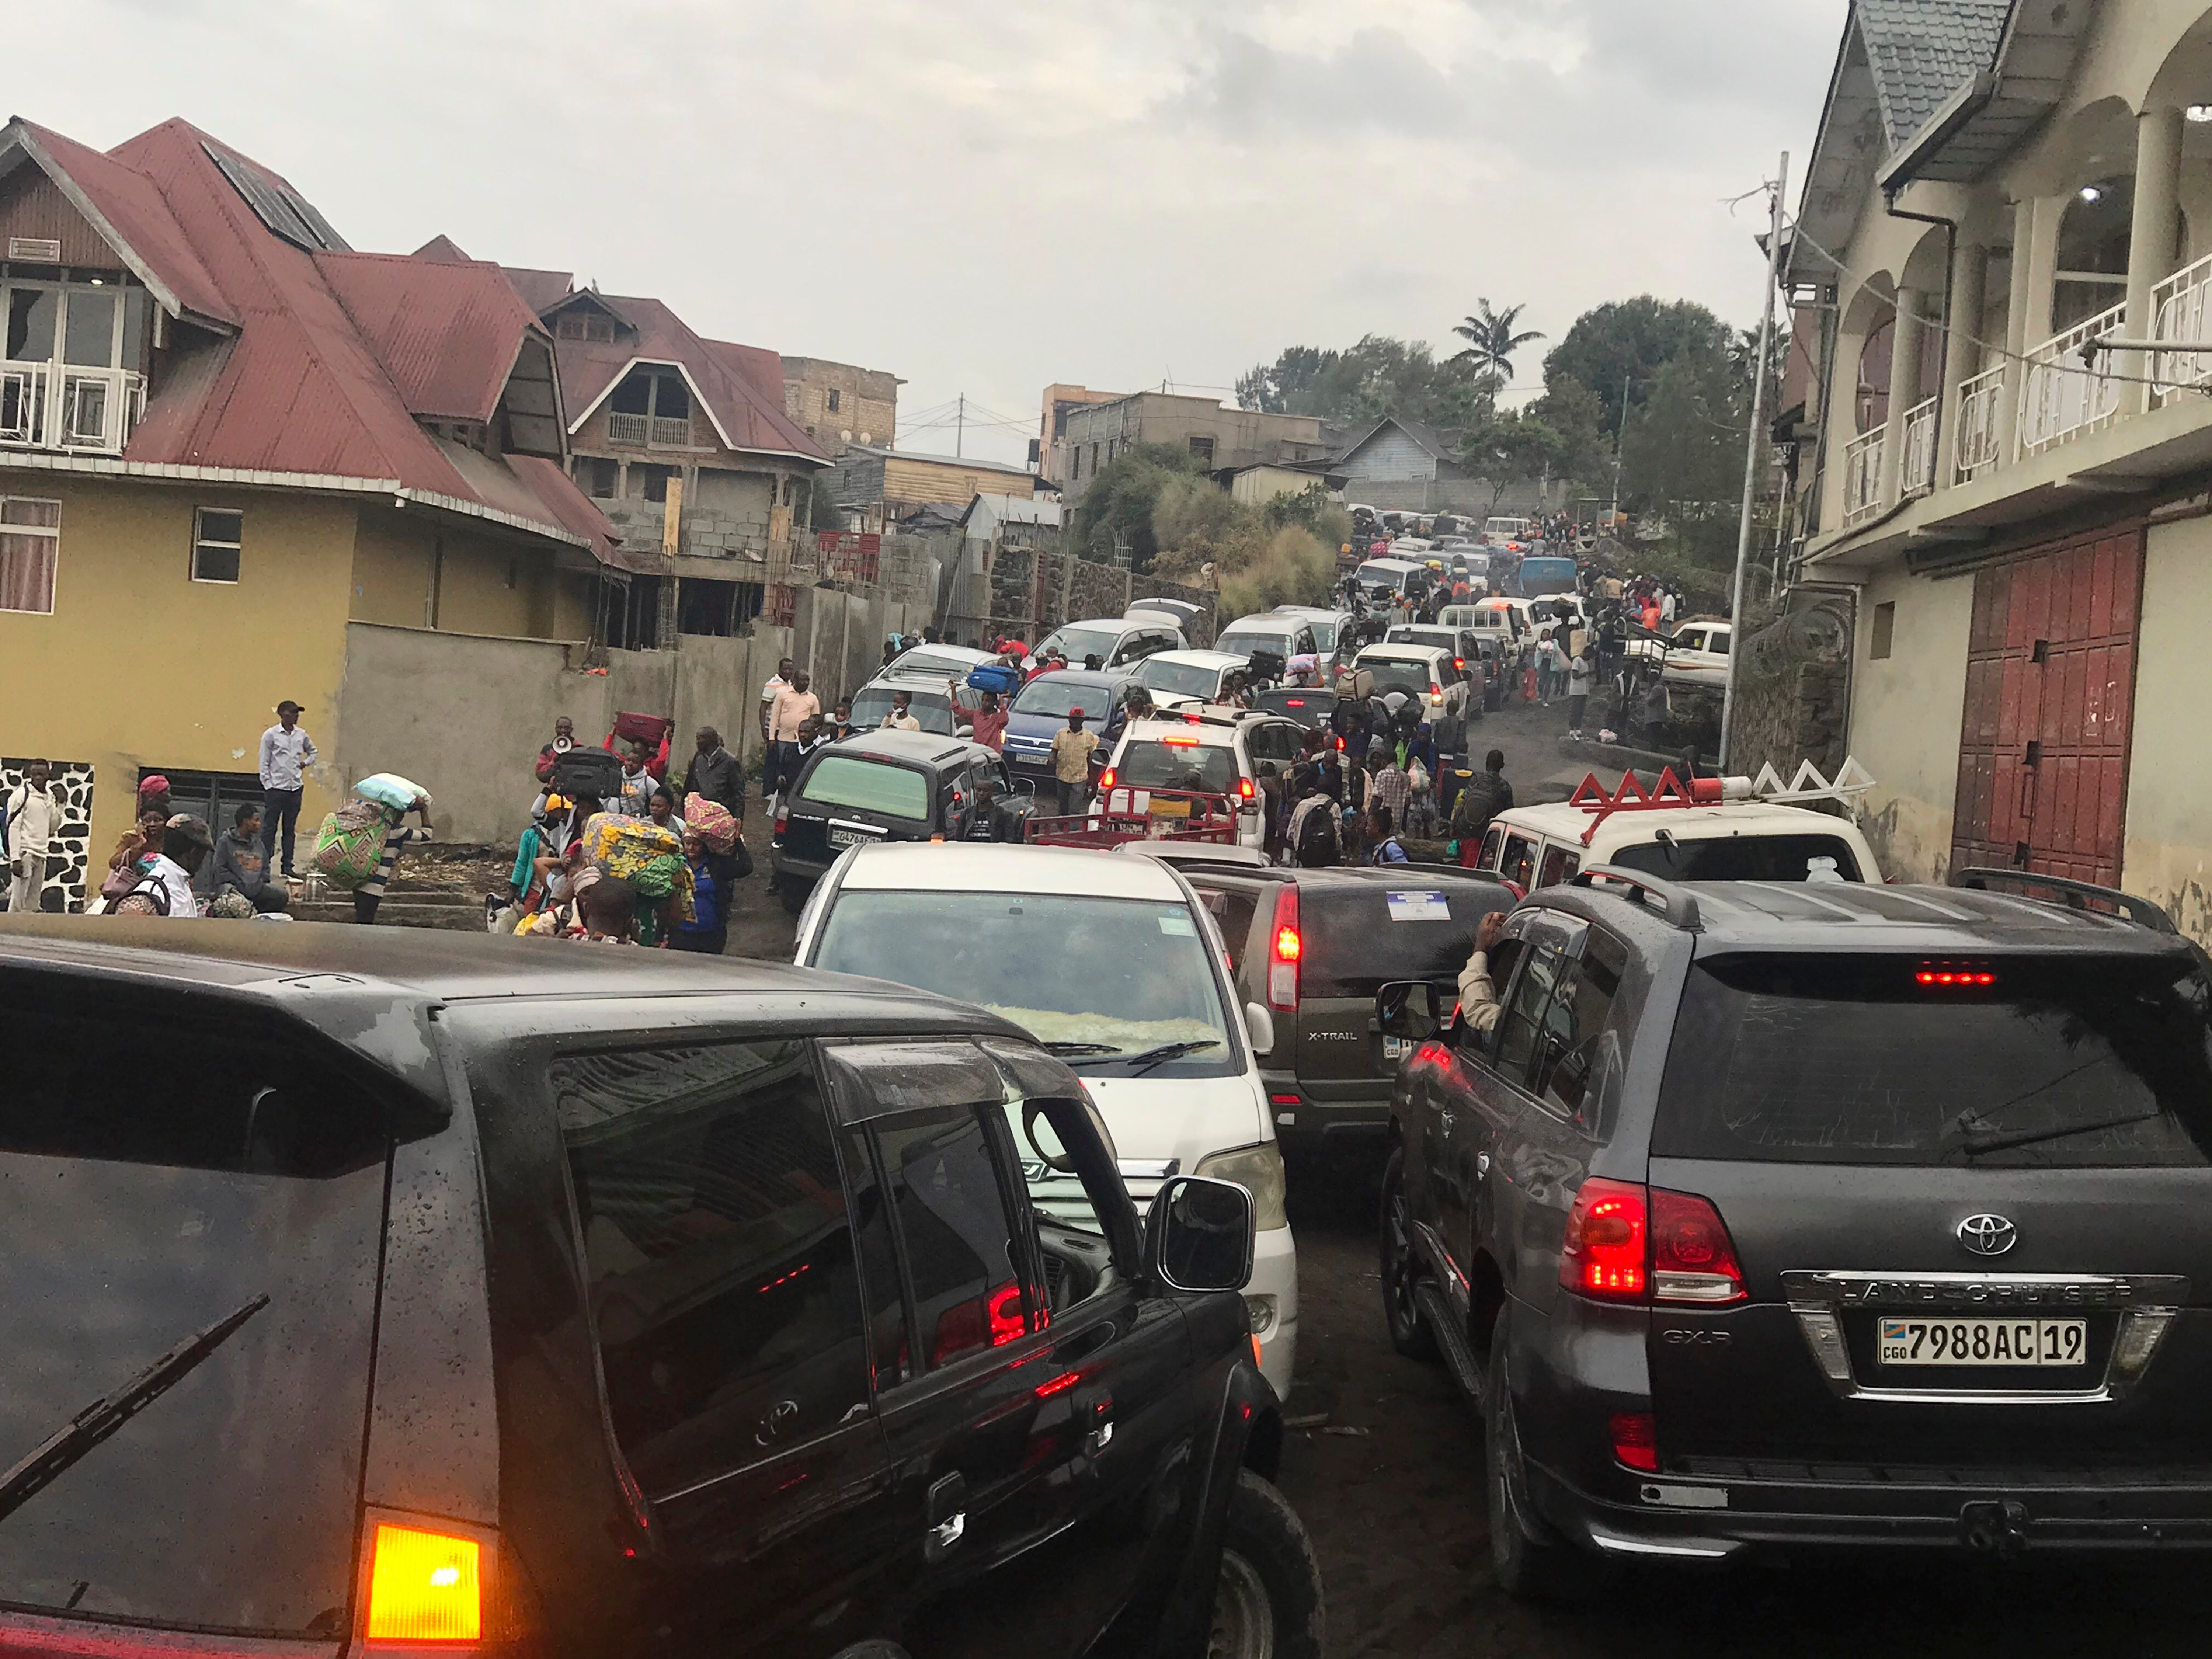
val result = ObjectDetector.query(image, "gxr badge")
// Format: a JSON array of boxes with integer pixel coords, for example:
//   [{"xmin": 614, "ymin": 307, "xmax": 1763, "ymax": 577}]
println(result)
[{"xmin": 1956, "ymin": 1214, "xmax": 2017, "ymax": 1257}]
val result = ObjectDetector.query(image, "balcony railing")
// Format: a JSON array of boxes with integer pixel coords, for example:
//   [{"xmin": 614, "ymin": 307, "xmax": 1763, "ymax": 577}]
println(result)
[
  {"xmin": 2018, "ymin": 300, "xmax": 2125, "ymax": 455},
  {"xmin": 604, "ymin": 411, "xmax": 693, "ymax": 447},
  {"xmin": 0, "ymin": 361, "xmax": 145, "ymax": 456},
  {"xmin": 1841, "ymin": 428, "xmax": 1885, "ymax": 528},
  {"xmin": 2152, "ymin": 249, "xmax": 2212, "ymax": 407},
  {"xmin": 1953, "ymin": 363, "xmax": 2006, "ymax": 483},
  {"xmin": 1900, "ymin": 394, "xmax": 1938, "ymax": 496}
]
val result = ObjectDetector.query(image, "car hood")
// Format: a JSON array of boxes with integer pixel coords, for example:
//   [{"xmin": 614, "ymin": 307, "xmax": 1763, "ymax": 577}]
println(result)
[{"xmin": 1080, "ymin": 1069, "xmax": 1271, "ymax": 1193}]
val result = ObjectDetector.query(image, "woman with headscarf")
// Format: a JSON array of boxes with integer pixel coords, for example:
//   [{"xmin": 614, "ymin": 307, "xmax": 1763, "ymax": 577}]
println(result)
[{"xmin": 674, "ymin": 793, "xmax": 744, "ymax": 955}]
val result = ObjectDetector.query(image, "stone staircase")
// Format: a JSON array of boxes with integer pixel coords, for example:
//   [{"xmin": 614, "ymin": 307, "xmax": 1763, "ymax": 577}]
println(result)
[{"xmin": 289, "ymin": 876, "xmax": 488, "ymax": 932}]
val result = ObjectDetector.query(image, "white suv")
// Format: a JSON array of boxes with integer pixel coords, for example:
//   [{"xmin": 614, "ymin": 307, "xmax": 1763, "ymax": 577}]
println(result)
[
  {"xmin": 1096, "ymin": 710, "xmax": 1307, "ymax": 850},
  {"xmin": 793, "ymin": 841, "xmax": 1300, "ymax": 1394}
]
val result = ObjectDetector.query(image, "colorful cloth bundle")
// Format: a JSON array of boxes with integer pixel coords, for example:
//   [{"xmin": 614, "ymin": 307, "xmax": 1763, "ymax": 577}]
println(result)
[
  {"xmin": 580, "ymin": 816, "xmax": 693, "ymax": 922},
  {"xmin": 683, "ymin": 793, "xmax": 739, "ymax": 853}
]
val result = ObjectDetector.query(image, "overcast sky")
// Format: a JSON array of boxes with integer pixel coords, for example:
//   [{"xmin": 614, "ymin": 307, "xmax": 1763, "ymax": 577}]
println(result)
[{"xmin": 29, "ymin": 0, "xmax": 1847, "ymax": 465}]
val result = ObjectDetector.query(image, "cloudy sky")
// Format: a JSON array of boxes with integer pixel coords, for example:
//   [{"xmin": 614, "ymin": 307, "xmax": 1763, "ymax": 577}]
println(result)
[{"xmin": 28, "ymin": 0, "xmax": 1847, "ymax": 464}]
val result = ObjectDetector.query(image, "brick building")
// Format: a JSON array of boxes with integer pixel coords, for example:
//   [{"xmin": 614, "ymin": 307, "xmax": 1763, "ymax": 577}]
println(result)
[{"xmin": 781, "ymin": 356, "xmax": 899, "ymax": 455}]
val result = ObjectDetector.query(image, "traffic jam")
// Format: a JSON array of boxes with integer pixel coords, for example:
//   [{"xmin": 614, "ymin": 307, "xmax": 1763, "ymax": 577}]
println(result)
[{"xmin": 14, "ymin": 524, "xmax": 2212, "ymax": 1659}]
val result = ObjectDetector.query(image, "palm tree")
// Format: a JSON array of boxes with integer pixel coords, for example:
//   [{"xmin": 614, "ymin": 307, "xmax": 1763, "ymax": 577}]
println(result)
[{"xmin": 1451, "ymin": 300, "xmax": 1545, "ymax": 395}]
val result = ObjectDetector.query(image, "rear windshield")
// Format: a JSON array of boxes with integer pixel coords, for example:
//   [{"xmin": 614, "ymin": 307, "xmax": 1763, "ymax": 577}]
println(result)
[
  {"xmin": 0, "ymin": 996, "xmax": 393, "ymax": 1637},
  {"xmin": 1304, "ymin": 883, "xmax": 1508, "ymax": 999},
  {"xmin": 1115, "ymin": 739, "xmax": 1238, "ymax": 794},
  {"xmin": 1039, "ymin": 625, "xmax": 1121, "ymax": 663},
  {"xmin": 1253, "ymin": 689, "xmax": 1338, "ymax": 724},
  {"xmin": 1362, "ymin": 658, "xmax": 1436, "ymax": 696},
  {"xmin": 1013, "ymin": 676, "xmax": 1107, "ymax": 719},
  {"xmin": 1214, "ymin": 630, "xmax": 1288, "ymax": 658},
  {"xmin": 850, "ymin": 686, "xmax": 956, "ymax": 735},
  {"xmin": 1654, "ymin": 954, "xmax": 2212, "ymax": 1167},
  {"xmin": 1307, "ymin": 618, "xmax": 1340, "ymax": 652},
  {"xmin": 1386, "ymin": 628, "xmax": 1454, "ymax": 651},
  {"xmin": 1141, "ymin": 658, "xmax": 1232, "ymax": 698},
  {"xmin": 799, "ymin": 754, "xmax": 931, "ymax": 818},
  {"xmin": 1608, "ymin": 833, "xmax": 1862, "ymax": 883}
]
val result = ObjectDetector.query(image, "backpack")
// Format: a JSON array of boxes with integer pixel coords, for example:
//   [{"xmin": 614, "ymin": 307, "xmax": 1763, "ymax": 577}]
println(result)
[
  {"xmin": 108, "ymin": 876, "xmax": 172, "ymax": 916},
  {"xmin": 1450, "ymin": 771, "xmax": 1505, "ymax": 839},
  {"xmin": 1293, "ymin": 798, "xmax": 1340, "ymax": 867}
]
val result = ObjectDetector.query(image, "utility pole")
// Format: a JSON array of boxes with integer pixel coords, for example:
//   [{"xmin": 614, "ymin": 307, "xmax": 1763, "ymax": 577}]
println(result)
[
  {"xmin": 956, "ymin": 394, "xmax": 965, "ymax": 458},
  {"xmin": 1607, "ymin": 372, "xmax": 1631, "ymax": 529},
  {"xmin": 1719, "ymin": 150, "xmax": 1789, "ymax": 772}
]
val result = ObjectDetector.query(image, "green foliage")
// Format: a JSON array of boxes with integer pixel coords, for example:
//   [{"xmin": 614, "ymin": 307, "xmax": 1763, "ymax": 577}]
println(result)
[
  {"xmin": 1543, "ymin": 296, "xmax": 1743, "ymax": 436},
  {"xmin": 1620, "ymin": 351, "xmax": 1745, "ymax": 512},
  {"xmin": 1072, "ymin": 441, "xmax": 1206, "ymax": 569},
  {"xmin": 1235, "ymin": 335, "xmax": 1486, "ymax": 426},
  {"xmin": 1530, "ymin": 375, "xmax": 1612, "ymax": 492},
  {"xmin": 1450, "ymin": 299, "xmax": 1545, "ymax": 391},
  {"xmin": 1456, "ymin": 405, "xmax": 1563, "ymax": 513},
  {"xmin": 1260, "ymin": 481, "xmax": 1352, "ymax": 551}
]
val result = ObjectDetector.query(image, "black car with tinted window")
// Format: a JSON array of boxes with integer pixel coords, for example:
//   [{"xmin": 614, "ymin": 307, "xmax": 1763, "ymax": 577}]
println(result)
[
  {"xmin": 0, "ymin": 919, "xmax": 1319, "ymax": 1659},
  {"xmin": 1177, "ymin": 862, "xmax": 1513, "ymax": 1159},
  {"xmin": 1376, "ymin": 867, "xmax": 2212, "ymax": 1597},
  {"xmin": 773, "ymin": 730, "xmax": 1027, "ymax": 909}
]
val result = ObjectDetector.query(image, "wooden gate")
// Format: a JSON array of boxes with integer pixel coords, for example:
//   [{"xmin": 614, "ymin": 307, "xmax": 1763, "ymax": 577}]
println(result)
[{"xmin": 1950, "ymin": 528, "xmax": 2143, "ymax": 884}]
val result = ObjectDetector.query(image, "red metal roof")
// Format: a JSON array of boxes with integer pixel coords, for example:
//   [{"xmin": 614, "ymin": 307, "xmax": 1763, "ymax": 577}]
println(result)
[{"xmin": 6, "ymin": 116, "xmax": 615, "ymax": 558}]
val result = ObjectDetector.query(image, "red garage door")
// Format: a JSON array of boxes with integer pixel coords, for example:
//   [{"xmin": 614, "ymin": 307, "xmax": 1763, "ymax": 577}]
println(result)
[{"xmin": 1950, "ymin": 528, "xmax": 2143, "ymax": 884}]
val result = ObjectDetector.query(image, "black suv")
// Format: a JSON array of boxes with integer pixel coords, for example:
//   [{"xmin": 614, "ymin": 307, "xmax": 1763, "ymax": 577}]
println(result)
[
  {"xmin": 1377, "ymin": 867, "xmax": 2212, "ymax": 1594},
  {"xmin": 0, "ymin": 920, "xmax": 1318, "ymax": 1658},
  {"xmin": 773, "ymin": 730, "xmax": 1028, "ymax": 909},
  {"xmin": 1179, "ymin": 862, "xmax": 1512, "ymax": 1159}
]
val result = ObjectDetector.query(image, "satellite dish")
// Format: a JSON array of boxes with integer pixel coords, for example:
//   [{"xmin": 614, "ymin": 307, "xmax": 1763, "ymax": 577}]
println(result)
[
  {"xmin": 859, "ymin": 431, "xmax": 872, "ymax": 444},
  {"xmin": 841, "ymin": 429, "xmax": 853, "ymax": 442}
]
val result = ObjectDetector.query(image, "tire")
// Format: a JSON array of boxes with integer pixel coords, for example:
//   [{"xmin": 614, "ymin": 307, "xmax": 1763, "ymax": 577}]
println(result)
[
  {"xmin": 1212, "ymin": 1470, "xmax": 1324, "ymax": 1659},
  {"xmin": 779, "ymin": 879, "xmax": 809, "ymax": 915},
  {"xmin": 1379, "ymin": 1144, "xmax": 1438, "ymax": 1361},
  {"xmin": 1485, "ymin": 1313, "xmax": 1604, "ymax": 1603}
]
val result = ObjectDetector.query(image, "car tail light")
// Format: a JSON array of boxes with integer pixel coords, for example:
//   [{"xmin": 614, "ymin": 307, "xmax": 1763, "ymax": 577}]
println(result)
[
  {"xmin": 365, "ymin": 1520, "xmax": 484, "ymax": 1643},
  {"xmin": 1098, "ymin": 768, "xmax": 1115, "ymax": 790},
  {"xmin": 1609, "ymin": 1412, "xmax": 1659, "ymax": 1472},
  {"xmin": 1267, "ymin": 885, "xmax": 1301, "ymax": 1011},
  {"xmin": 1238, "ymin": 777, "xmax": 1255, "ymax": 800},
  {"xmin": 1334, "ymin": 735, "xmax": 1345, "ymax": 751},
  {"xmin": 773, "ymin": 802, "xmax": 789, "ymax": 836},
  {"xmin": 1454, "ymin": 657, "xmax": 1465, "ymax": 671},
  {"xmin": 1651, "ymin": 1189, "xmax": 1746, "ymax": 1303},
  {"xmin": 933, "ymin": 1279, "xmax": 1033, "ymax": 1363},
  {"xmin": 1558, "ymin": 1177, "xmax": 1646, "ymax": 1301}
]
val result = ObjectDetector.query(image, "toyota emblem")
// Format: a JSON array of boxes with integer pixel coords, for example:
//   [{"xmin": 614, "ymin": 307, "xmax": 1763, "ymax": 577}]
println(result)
[{"xmin": 1957, "ymin": 1213, "xmax": 2018, "ymax": 1256}]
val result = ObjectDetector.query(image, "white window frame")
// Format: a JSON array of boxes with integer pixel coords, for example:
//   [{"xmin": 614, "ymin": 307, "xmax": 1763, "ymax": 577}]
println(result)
[
  {"xmin": 1, "ymin": 279, "xmax": 126, "ymax": 369},
  {"xmin": 0, "ymin": 494, "xmax": 62, "ymax": 615},
  {"xmin": 190, "ymin": 506, "xmax": 243, "ymax": 584}
]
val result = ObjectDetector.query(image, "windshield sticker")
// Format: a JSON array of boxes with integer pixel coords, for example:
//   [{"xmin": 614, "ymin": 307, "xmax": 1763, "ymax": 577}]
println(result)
[
  {"xmin": 1158, "ymin": 913, "xmax": 1196, "ymax": 936},
  {"xmin": 1387, "ymin": 890, "xmax": 1451, "ymax": 922}
]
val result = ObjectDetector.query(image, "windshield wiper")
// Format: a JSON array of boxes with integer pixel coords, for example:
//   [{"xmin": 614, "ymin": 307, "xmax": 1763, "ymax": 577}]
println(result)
[
  {"xmin": 1948, "ymin": 1111, "xmax": 2164, "ymax": 1157},
  {"xmin": 0, "ymin": 1292, "xmax": 269, "ymax": 1528},
  {"xmin": 1042, "ymin": 1040, "xmax": 1123, "ymax": 1056},
  {"xmin": 1114, "ymin": 1039, "xmax": 1224, "ymax": 1075}
]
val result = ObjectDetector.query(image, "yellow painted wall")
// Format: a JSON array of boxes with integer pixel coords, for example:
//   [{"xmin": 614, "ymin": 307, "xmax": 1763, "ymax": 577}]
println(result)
[
  {"xmin": 349, "ymin": 506, "xmax": 584, "ymax": 641},
  {"xmin": 0, "ymin": 472, "xmax": 357, "ymax": 872},
  {"xmin": 2122, "ymin": 513, "xmax": 2212, "ymax": 943},
  {"xmin": 1848, "ymin": 562, "xmax": 1975, "ymax": 881}
]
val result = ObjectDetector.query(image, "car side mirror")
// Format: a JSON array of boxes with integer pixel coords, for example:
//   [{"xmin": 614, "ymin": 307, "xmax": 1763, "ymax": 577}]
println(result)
[
  {"xmin": 1373, "ymin": 980, "xmax": 1440, "ymax": 1041},
  {"xmin": 1244, "ymin": 1001, "xmax": 1276, "ymax": 1054},
  {"xmin": 1144, "ymin": 1176, "xmax": 1255, "ymax": 1294}
]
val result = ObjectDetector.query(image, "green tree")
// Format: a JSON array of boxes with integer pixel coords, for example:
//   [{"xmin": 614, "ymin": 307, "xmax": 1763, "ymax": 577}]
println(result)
[
  {"xmin": 1619, "ymin": 351, "xmax": 1747, "ymax": 564},
  {"xmin": 1450, "ymin": 299, "xmax": 1545, "ymax": 401},
  {"xmin": 1073, "ymin": 441, "xmax": 1206, "ymax": 570},
  {"xmin": 1235, "ymin": 335, "xmax": 1483, "ymax": 426},
  {"xmin": 1528, "ymin": 375, "xmax": 1612, "ymax": 493},
  {"xmin": 1543, "ymin": 296, "xmax": 1742, "ymax": 436},
  {"xmin": 1457, "ymin": 406, "xmax": 1564, "ymax": 515}
]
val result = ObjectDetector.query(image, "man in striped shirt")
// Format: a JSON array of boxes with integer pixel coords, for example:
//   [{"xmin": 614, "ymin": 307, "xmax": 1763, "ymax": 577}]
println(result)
[{"xmin": 354, "ymin": 795, "xmax": 433, "ymax": 925}]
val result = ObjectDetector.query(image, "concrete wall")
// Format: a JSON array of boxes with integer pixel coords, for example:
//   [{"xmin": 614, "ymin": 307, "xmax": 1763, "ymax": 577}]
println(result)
[
  {"xmin": 2121, "ymin": 512, "xmax": 2212, "ymax": 940},
  {"xmin": 1847, "ymin": 563, "xmax": 1975, "ymax": 881},
  {"xmin": 0, "ymin": 472, "xmax": 359, "ymax": 876},
  {"xmin": 1345, "ymin": 478, "xmax": 1559, "ymax": 514}
]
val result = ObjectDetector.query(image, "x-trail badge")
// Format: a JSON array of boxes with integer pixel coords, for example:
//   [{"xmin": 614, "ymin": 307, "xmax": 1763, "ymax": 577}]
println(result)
[{"xmin": 1957, "ymin": 1213, "xmax": 2018, "ymax": 1256}]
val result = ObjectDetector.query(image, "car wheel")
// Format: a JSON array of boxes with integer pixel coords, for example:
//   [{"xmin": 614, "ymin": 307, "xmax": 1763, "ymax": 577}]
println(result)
[
  {"xmin": 1211, "ymin": 1470, "xmax": 1324, "ymax": 1659},
  {"xmin": 1486, "ymin": 1313, "xmax": 1604, "ymax": 1603},
  {"xmin": 1379, "ymin": 1144, "xmax": 1438, "ymax": 1361},
  {"xmin": 780, "ymin": 880, "xmax": 809, "ymax": 915}
]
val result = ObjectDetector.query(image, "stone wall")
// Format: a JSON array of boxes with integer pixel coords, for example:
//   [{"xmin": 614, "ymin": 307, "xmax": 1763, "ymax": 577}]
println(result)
[
  {"xmin": 1724, "ymin": 588, "xmax": 1855, "ymax": 783},
  {"xmin": 969, "ymin": 547, "xmax": 1216, "ymax": 647},
  {"xmin": 1347, "ymin": 477, "xmax": 1563, "ymax": 515}
]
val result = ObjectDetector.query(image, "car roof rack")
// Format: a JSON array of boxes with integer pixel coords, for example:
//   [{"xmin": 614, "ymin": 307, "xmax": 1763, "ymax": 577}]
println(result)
[
  {"xmin": 1950, "ymin": 867, "xmax": 2178, "ymax": 934},
  {"xmin": 1566, "ymin": 863, "xmax": 1701, "ymax": 931}
]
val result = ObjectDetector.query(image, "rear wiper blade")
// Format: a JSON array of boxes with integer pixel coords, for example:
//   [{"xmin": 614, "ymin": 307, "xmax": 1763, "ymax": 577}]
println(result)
[
  {"xmin": 1948, "ymin": 1112, "xmax": 2163, "ymax": 1156},
  {"xmin": 1041, "ymin": 1040, "xmax": 1123, "ymax": 1056},
  {"xmin": 1117, "ymin": 1039, "xmax": 1224, "ymax": 1074},
  {"xmin": 0, "ymin": 1292, "xmax": 269, "ymax": 1528}
]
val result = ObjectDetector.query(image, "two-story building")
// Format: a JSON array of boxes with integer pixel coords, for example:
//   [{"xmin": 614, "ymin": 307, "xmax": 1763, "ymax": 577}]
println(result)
[
  {"xmin": 0, "ymin": 116, "xmax": 626, "ymax": 905},
  {"xmin": 1792, "ymin": 0, "xmax": 2212, "ymax": 940},
  {"xmin": 781, "ymin": 355, "xmax": 898, "ymax": 456},
  {"xmin": 1056, "ymin": 392, "xmax": 1329, "ymax": 505}
]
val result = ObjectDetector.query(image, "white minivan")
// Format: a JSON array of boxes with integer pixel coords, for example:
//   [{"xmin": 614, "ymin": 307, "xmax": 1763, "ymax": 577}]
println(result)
[{"xmin": 794, "ymin": 841, "xmax": 1300, "ymax": 1395}]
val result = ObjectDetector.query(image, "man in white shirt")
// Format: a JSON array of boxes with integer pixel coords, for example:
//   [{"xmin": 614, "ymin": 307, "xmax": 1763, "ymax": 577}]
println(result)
[
  {"xmin": 258, "ymin": 699, "xmax": 318, "ymax": 878},
  {"xmin": 4, "ymin": 758, "xmax": 56, "ymax": 914},
  {"xmin": 111, "ymin": 815, "xmax": 212, "ymax": 918},
  {"xmin": 758, "ymin": 656, "xmax": 794, "ymax": 809}
]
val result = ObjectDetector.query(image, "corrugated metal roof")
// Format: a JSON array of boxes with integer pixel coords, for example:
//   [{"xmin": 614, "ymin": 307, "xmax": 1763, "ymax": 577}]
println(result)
[
  {"xmin": 6, "ymin": 116, "xmax": 615, "ymax": 560},
  {"xmin": 1854, "ymin": 0, "xmax": 2010, "ymax": 147}
]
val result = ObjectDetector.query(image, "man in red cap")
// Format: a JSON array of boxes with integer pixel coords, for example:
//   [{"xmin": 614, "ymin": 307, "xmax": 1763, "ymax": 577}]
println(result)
[{"xmin": 1048, "ymin": 706, "xmax": 1098, "ymax": 816}]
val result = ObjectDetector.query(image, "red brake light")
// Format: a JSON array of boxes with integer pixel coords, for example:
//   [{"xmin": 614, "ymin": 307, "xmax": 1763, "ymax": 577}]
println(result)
[
  {"xmin": 1559, "ymin": 1177, "xmax": 1646, "ymax": 1301},
  {"xmin": 1917, "ymin": 961, "xmax": 1995, "ymax": 987},
  {"xmin": 773, "ymin": 802, "xmax": 789, "ymax": 834},
  {"xmin": 1651, "ymin": 1189, "xmax": 1746, "ymax": 1303},
  {"xmin": 1099, "ymin": 768, "xmax": 1115, "ymax": 790},
  {"xmin": 1609, "ymin": 1412, "xmax": 1659, "ymax": 1472},
  {"xmin": 1239, "ymin": 776, "xmax": 1255, "ymax": 800},
  {"xmin": 1454, "ymin": 657, "xmax": 1465, "ymax": 671},
  {"xmin": 1267, "ymin": 885, "xmax": 1301, "ymax": 1011},
  {"xmin": 933, "ymin": 1279, "xmax": 1034, "ymax": 1363}
]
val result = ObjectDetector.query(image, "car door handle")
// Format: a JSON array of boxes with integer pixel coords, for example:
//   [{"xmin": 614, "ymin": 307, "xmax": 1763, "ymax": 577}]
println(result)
[
  {"xmin": 1476, "ymin": 1152, "xmax": 1490, "ymax": 1178},
  {"xmin": 1438, "ymin": 1109, "xmax": 1455, "ymax": 1134},
  {"xmin": 1083, "ymin": 1392, "xmax": 1115, "ymax": 1456},
  {"xmin": 925, "ymin": 1471, "xmax": 967, "ymax": 1561}
]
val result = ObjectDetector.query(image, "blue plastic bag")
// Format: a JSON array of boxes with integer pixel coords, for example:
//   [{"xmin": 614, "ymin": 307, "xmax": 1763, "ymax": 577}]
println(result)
[{"xmin": 355, "ymin": 772, "xmax": 427, "ymax": 811}]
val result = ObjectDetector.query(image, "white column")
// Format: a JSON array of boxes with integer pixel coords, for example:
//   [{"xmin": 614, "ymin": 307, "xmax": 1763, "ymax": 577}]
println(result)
[
  {"xmin": 1821, "ymin": 325, "xmax": 1866, "ymax": 532},
  {"xmin": 1937, "ymin": 241, "xmax": 1989, "ymax": 487},
  {"xmin": 2126, "ymin": 104, "xmax": 2185, "ymax": 411},
  {"xmin": 1997, "ymin": 196, "xmax": 2038, "ymax": 464},
  {"xmin": 1877, "ymin": 285, "xmax": 1923, "ymax": 505}
]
